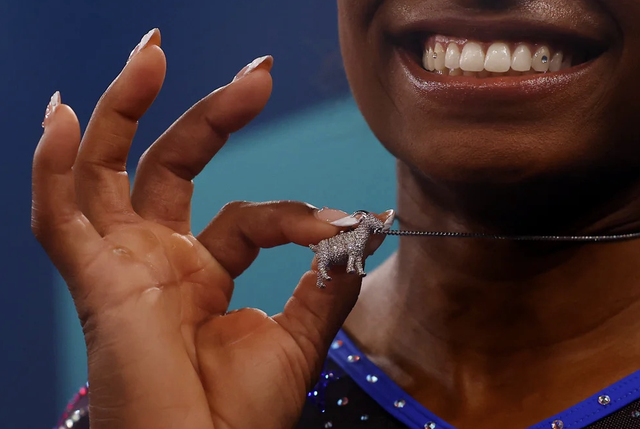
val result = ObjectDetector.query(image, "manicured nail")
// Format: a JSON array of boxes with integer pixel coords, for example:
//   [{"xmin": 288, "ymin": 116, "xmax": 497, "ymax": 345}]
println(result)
[
  {"xmin": 128, "ymin": 28, "xmax": 159, "ymax": 62},
  {"xmin": 315, "ymin": 208, "xmax": 360, "ymax": 227},
  {"xmin": 42, "ymin": 91, "xmax": 61, "ymax": 129},
  {"xmin": 382, "ymin": 209, "xmax": 396, "ymax": 229},
  {"xmin": 233, "ymin": 55, "xmax": 273, "ymax": 82},
  {"xmin": 365, "ymin": 210, "xmax": 395, "ymax": 256}
]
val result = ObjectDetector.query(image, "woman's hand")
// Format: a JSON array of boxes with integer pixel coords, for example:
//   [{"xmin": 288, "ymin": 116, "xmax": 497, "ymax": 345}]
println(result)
[{"xmin": 32, "ymin": 29, "xmax": 389, "ymax": 429}]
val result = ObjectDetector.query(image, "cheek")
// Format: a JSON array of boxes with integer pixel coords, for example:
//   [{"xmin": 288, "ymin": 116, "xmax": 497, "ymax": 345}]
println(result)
[
  {"xmin": 338, "ymin": 9, "xmax": 400, "ymax": 151},
  {"xmin": 337, "ymin": 1, "xmax": 365, "ymax": 77}
]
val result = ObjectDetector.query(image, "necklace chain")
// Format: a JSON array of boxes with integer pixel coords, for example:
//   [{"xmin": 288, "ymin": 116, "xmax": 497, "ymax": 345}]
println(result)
[
  {"xmin": 351, "ymin": 211, "xmax": 640, "ymax": 243},
  {"xmin": 373, "ymin": 229, "xmax": 640, "ymax": 242}
]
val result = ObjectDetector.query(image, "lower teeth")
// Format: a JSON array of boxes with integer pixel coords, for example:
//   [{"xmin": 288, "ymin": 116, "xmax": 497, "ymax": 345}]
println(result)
[{"xmin": 424, "ymin": 66, "xmax": 569, "ymax": 77}]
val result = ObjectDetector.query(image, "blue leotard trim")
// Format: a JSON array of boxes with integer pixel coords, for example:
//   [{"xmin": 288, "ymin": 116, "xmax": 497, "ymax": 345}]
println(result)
[{"xmin": 328, "ymin": 329, "xmax": 640, "ymax": 428}]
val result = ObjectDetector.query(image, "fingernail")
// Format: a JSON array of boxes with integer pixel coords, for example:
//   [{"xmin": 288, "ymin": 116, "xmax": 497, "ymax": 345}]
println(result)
[
  {"xmin": 233, "ymin": 55, "xmax": 273, "ymax": 82},
  {"xmin": 382, "ymin": 209, "xmax": 396, "ymax": 228},
  {"xmin": 315, "ymin": 208, "xmax": 360, "ymax": 227},
  {"xmin": 128, "ymin": 28, "xmax": 159, "ymax": 63},
  {"xmin": 42, "ymin": 91, "xmax": 61, "ymax": 129},
  {"xmin": 365, "ymin": 210, "xmax": 395, "ymax": 256}
]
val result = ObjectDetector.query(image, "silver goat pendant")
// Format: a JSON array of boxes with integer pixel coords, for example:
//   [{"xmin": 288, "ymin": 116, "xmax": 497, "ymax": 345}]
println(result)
[{"xmin": 309, "ymin": 211, "xmax": 394, "ymax": 288}]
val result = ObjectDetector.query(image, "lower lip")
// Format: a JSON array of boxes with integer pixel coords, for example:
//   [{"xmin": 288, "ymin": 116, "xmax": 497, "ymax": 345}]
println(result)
[{"xmin": 394, "ymin": 48, "xmax": 602, "ymax": 105}]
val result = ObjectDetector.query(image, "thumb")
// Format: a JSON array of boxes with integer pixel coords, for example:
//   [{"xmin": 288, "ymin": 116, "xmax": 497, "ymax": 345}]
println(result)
[{"xmin": 273, "ymin": 209, "xmax": 394, "ymax": 380}]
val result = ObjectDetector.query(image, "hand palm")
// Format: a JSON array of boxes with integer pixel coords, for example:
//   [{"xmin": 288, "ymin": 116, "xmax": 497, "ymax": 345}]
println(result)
[{"xmin": 81, "ymin": 221, "xmax": 312, "ymax": 429}]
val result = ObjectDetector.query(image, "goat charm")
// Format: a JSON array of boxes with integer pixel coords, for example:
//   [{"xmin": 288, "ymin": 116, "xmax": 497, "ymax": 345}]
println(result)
[{"xmin": 309, "ymin": 211, "xmax": 394, "ymax": 288}]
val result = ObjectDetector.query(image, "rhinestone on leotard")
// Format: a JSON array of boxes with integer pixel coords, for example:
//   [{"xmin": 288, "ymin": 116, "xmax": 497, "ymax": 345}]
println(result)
[
  {"xmin": 394, "ymin": 399, "xmax": 406, "ymax": 408},
  {"xmin": 598, "ymin": 395, "xmax": 611, "ymax": 405}
]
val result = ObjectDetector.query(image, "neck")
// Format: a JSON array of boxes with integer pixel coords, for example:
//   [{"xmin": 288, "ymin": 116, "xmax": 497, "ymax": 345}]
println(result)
[{"xmin": 344, "ymin": 161, "xmax": 640, "ymax": 428}]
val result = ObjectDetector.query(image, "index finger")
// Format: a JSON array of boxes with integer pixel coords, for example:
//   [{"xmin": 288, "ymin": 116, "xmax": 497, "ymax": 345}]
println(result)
[{"xmin": 197, "ymin": 201, "xmax": 393, "ymax": 279}]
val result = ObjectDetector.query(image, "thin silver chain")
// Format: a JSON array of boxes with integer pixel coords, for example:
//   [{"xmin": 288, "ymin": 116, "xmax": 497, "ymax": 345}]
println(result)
[
  {"xmin": 350, "ymin": 210, "xmax": 640, "ymax": 242},
  {"xmin": 373, "ymin": 229, "xmax": 640, "ymax": 242}
]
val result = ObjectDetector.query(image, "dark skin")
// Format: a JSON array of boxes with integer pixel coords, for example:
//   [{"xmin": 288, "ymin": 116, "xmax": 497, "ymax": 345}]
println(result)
[
  {"xmin": 339, "ymin": 0, "xmax": 640, "ymax": 427},
  {"xmin": 33, "ymin": 32, "xmax": 391, "ymax": 429},
  {"xmin": 31, "ymin": 1, "xmax": 640, "ymax": 429}
]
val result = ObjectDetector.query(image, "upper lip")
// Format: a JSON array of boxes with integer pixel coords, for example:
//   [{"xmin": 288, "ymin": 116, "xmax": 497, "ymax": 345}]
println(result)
[{"xmin": 382, "ymin": 3, "xmax": 617, "ymax": 54}]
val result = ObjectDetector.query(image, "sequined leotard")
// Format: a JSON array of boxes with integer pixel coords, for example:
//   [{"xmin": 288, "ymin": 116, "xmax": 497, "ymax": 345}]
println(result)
[{"xmin": 55, "ymin": 330, "xmax": 640, "ymax": 429}]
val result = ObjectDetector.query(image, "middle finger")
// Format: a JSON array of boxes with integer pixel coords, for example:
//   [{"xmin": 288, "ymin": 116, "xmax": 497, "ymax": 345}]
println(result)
[{"xmin": 74, "ymin": 29, "xmax": 164, "ymax": 234}]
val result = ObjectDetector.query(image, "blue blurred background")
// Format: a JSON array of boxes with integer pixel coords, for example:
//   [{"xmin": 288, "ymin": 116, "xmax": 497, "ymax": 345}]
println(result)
[{"xmin": 0, "ymin": 1, "xmax": 397, "ymax": 426}]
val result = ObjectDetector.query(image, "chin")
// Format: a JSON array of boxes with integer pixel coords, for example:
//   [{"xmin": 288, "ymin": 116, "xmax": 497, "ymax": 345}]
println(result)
[
  {"xmin": 386, "ymin": 121, "xmax": 617, "ymax": 189},
  {"xmin": 338, "ymin": 0, "xmax": 640, "ymax": 190}
]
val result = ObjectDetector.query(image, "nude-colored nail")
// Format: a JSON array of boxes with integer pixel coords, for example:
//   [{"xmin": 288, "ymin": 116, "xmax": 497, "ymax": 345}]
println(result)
[
  {"xmin": 315, "ymin": 208, "xmax": 360, "ymax": 227},
  {"xmin": 42, "ymin": 91, "xmax": 61, "ymax": 129},
  {"xmin": 128, "ymin": 28, "xmax": 158, "ymax": 62},
  {"xmin": 233, "ymin": 55, "xmax": 273, "ymax": 82},
  {"xmin": 382, "ymin": 209, "xmax": 396, "ymax": 230},
  {"xmin": 366, "ymin": 209, "xmax": 396, "ymax": 256}
]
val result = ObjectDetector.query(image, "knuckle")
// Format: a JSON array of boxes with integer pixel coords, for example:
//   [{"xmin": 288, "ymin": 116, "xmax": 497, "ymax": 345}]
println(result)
[
  {"xmin": 273, "ymin": 200, "xmax": 316, "ymax": 211},
  {"xmin": 260, "ymin": 200, "xmax": 313, "ymax": 213},
  {"xmin": 74, "ymin": 156, "xmax": 113, "ymax": 177},
  {"xmin": 219, "ymin": 200, "xmax": 253, "ymax": 215},
  {"xmin": 136, "ymin": 147, "xmax": 152, "ymax": 170},
  {"xmin": 137, "ymin": 140, "xmax": 200, "ymax": 182},
  {"xmin": 30, "ymin": 206, "xmax": 51, "ymax": 242},
  {"xmin": 30, "ymin": 218, "xmax": 47, "ymax": 242}
]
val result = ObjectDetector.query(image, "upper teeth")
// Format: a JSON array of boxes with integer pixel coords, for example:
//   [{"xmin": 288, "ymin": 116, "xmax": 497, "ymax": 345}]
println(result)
[{"xmin": 423, "ymin": 37, "xmax": 571, "ymax": 76}]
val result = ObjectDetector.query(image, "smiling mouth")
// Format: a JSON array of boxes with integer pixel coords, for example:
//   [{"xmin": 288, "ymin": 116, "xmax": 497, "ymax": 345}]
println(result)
[
  {"xmin": 390, "ymin": 20, "xmax": 610, "ymax": 82},
  {"xmin": 416, "ymin": 35, "xmax": 605, "ymax": 78}
]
